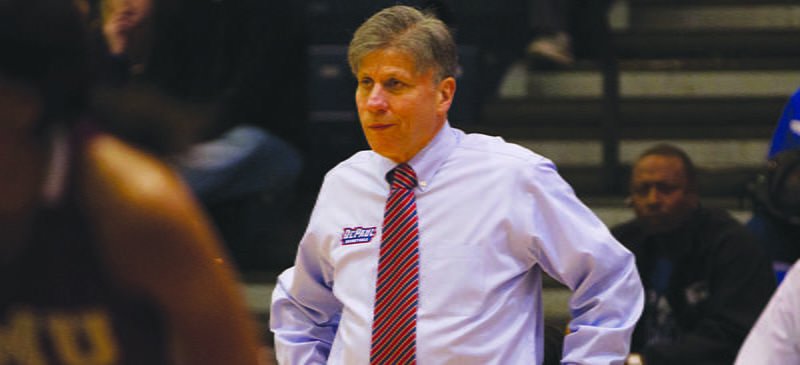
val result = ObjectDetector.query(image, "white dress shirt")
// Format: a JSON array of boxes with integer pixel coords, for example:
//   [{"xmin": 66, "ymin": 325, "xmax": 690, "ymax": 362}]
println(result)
[
  {"xmin": 735, "ymin": 260, "xmax": 800, "ymax": 364},
  {"xmin": 270, "ymin": 123, "xmax": 644, "ymax": 364}
]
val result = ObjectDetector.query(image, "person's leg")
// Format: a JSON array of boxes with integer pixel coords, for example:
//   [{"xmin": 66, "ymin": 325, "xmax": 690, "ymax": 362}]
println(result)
[
  {"xmin": 527, "ymin": 0, "xmax": 574, "ymax": 66},
  {"xmin": 176, "ymin": 125, "xmax": 303, "ymax": 272}
]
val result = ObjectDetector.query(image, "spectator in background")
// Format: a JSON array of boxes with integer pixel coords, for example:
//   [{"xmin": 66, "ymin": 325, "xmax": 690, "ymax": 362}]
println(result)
[
  {"xmin": 527, "ymin": 0, "xmax": 615, "ymax": 67},
  {"xmin": 95, "ymin": 0, "xmax": 305, "ymax": 272},
  {"xmin": 747, "ymin": 149, "xmax": 800, "ymax": 284},
  {"xmin": 101, "ymin": 0, "xmax": 152, "ymax": 72},
  {"xmin": 746, "ymin": 87, "xmax": 800, "ymax": 284},
  {"xmin": 612, "ymin": 144, "xmax": 776, "ymax": 365},
  {"xmin": 527, "ymin": 0, "xmax": 575, "ymax": 66},
  {"xmin": 735, "ymin": 259, "xmax": 800, "ymax": 364},
  {"xmin": 0, "ymin": 0, "xmax": 260, "ymax": 363},
  {"xmin": 767, "ymin": 87, "xmax": 800, "ymax": 158}
]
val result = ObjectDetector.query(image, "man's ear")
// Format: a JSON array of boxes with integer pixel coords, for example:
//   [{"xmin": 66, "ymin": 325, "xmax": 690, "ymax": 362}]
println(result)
[{"xmin": 437, "ymin": 76, "xmax": 456, "ymax": 114}]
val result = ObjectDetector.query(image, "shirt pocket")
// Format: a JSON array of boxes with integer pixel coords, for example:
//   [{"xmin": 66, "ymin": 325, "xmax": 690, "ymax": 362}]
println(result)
[{"xmin": 422, "ymin": 241, "xmax": 486, "ymax": 317}]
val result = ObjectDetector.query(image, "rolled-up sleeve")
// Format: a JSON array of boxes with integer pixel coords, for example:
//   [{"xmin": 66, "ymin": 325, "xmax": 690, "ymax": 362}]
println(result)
[{"xmin": 270, "ymin": 202, "xmax": 342, "ymax": 364}]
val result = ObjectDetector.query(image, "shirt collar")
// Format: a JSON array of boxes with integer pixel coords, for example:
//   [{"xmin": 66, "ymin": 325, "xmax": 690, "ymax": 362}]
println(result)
[{"xmin": 375, "ymin": 121, "xmax": 460, "ymax": 192}]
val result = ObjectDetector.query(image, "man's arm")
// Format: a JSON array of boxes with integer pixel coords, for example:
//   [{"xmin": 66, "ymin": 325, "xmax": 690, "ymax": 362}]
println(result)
[
  {"xmin": 270, "ymin": 190, "xmax": 343, "ymax": 364},
  {"xmin": 735, "ymin": 260, "xmax": 800, "ymax": 364},
  {"xmin": 525, "ymin": 158, "xmax": 644, "ymax": 364},
  {"xmin": 83, "ymin": 135, "xmax": 260, "ymax": 365}
]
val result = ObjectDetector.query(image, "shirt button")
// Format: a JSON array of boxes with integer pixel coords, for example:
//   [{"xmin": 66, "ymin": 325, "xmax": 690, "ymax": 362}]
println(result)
[{"xmin": 419, "ymin": 181, "xmax": 428, "ymax": 187}]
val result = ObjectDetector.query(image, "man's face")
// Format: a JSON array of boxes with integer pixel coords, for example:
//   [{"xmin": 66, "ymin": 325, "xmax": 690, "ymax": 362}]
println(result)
[
  {"xmin": 355, "ymin": 48, "xmax": 455, "ymax": 163},
  {"xmin": 106, "ymin": 0, "xmax": 152, "ymax": 27},
  {"xmin": 102, "ymin": 0, "xmax": 153, "ymax": 55},
  {"xmin": 630, "ymin": 155, "xmax": 698, "ymax": 233}
]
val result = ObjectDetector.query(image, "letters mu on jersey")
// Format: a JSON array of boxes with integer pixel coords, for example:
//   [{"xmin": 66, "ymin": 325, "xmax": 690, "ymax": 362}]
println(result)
[{"xmin": 1, "ymin": 307, "xmax": 119, "ymax": 365}]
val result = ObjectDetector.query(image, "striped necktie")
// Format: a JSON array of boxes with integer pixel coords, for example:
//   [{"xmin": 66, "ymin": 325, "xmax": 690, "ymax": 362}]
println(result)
[{"xmin": 370, "ymin": 163, "xmax": 420, "ymax": 365}]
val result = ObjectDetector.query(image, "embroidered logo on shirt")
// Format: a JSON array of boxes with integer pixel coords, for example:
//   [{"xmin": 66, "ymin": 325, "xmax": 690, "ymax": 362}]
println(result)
[{"xmin": 341, "ymin": 226, "xmax": 377, "ymax": 245}]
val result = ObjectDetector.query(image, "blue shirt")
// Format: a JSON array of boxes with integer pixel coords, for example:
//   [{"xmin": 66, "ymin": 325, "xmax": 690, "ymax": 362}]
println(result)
[
  {"xmin": 270, "ymin": 123, "xmax": 644, "ymax": 364},
  {"xmin": 768, "ymin": 87, "xmax": 800, "ymax": 158}
]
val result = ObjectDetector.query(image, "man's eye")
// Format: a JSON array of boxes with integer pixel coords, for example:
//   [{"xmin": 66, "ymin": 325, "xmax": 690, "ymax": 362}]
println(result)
[
  {"xmin": 359, "ymin": 78, "xmax": 373, "ymax": 87},
  {"xmin": 656, "ymin": 184, "xmax": 679, "ymax": 194},
  {"xmin": 385, "ymin": 79, "xmax": 404, "ymax": 89}
]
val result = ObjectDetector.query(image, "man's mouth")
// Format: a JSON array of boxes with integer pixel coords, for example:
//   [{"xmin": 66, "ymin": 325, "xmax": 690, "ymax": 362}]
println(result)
[{"xmin": 368, "ymin": 124, "xmax": 393, "ymax": 131}]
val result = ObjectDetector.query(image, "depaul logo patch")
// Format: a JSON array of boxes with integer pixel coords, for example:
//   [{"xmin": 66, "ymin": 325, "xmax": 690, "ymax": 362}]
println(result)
[{"xmin": 341, "ymin": 226, "xmax": 377, "ymax": 245}]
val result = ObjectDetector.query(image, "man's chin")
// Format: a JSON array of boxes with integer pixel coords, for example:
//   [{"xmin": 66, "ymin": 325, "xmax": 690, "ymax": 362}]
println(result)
[{"xmin": 640, "ymin": 216, "xmax": 681, "ymax": 234}]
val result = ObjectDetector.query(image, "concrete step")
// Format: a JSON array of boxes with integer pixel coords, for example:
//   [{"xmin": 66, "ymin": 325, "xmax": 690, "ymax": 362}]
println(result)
[
  {"xmin": 243, "ymin": 282, "xmax": 273, "ymax": 316},
  {"xmin": 554, "ymin": 162, "xmax": 762, "ymax": 197},
  {"xmin": 524, "ymin": 69, "xmax": 800, "ymax": 98},
  {"xmin": 613, "ymin": 30, "xmax": 800, "ymax": 58},
  {"xmin": 505, "ymin": 139, "xmax": 769, "ymax": 169},
  {"xmin": 474, "ymin": 97, "xmax": 783, "ymax": 139},
  {"xmin": 627, "ymin": 2, "xmax": 800, "ymax": 31},
  {"xmin": 582, "ymin": 199, "xmax": 752, "ymax": 228},
  {"xmin": 615, "ymin": 58, "xmax": 800, "ymax": 71}
]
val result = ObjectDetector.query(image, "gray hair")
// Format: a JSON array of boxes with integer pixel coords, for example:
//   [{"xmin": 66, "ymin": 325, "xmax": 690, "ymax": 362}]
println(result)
[{"xmin": 348, "ymin": 5, "xmax": 457, "ymax": 81}]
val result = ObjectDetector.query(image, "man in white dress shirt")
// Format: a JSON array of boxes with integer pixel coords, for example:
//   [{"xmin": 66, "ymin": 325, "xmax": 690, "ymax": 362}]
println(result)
[
  {"xmin": 735, "ymin": 260, "xmax": 800, "ymax": 364},
  {"xmin": 270, "ymin": 5, "xmax": 644, "ymax": 364}
]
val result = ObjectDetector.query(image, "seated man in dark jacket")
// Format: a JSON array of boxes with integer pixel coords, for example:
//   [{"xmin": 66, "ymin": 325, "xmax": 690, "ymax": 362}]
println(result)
[{"xmin": 612, "ymin": 144, "xmax": 776, "ymax": 365}]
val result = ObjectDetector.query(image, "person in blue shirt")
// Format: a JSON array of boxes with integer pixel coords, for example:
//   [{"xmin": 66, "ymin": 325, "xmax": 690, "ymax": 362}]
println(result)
[
  {"xmin": 746, "ymin": 88, "xmax": 800, "ymax": 283},
  {"xmin": 270, "ymin": 5, "xmax": 643, "ymax": 364},
  {"xmin": 767, "ymin": 87, "xmax": 800, "ymax": 158},
  {"xmin": 746, "ymin": 148, "xmax": 800, "ymax": 284}
]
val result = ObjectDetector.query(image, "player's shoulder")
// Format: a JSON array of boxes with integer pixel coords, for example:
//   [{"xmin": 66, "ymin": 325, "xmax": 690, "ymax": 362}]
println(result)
[{"xmin": 81, "ymin": 134, "xmax": 196, "ymax": 221}]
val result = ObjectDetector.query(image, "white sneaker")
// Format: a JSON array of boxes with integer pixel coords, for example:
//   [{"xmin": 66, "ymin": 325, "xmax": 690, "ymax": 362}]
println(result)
[{"xmin": 526, "ymin": 32, "xmax": 574, "ymax": 66}]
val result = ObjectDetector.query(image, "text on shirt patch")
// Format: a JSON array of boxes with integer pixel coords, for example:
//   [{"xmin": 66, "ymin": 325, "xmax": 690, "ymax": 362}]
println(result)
[{"xmin": 341, "ymin": 227, "xmax": 377, "ymax": 245}]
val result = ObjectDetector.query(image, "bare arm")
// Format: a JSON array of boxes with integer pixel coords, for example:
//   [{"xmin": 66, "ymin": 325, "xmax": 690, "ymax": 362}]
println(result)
[{"xmin": 82, "ymin": 135, "xmax": 260, "ymax": 365}]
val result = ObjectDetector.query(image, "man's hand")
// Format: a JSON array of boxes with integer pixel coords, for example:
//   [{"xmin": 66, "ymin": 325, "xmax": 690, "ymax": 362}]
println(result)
[
  {"xmin": 103, "ymin": 13, "xmax": 130, "ymax": 55},
  {"xmin": 626, "ymin": 353, "xmax": 644, "ymax": 365}
]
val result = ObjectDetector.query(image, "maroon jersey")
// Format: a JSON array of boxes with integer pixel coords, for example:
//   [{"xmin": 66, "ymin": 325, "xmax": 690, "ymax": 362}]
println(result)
[{"xmin": 0, "ymin": 125, "xmax": 169, "ymax": 365}]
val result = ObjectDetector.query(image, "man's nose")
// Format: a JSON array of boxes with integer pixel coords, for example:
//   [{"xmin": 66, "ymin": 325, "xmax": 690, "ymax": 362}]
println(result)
[
  {"xmin": 119, "ymin": 0, "xmax": 135, "ymax": 14},
  {"xmin": 366, "ymin": 85, "xmax": 388, "ymax": 111},
  {"xmin": 645, "ymin": 187, "xmax": 662, "ymax": 205}
]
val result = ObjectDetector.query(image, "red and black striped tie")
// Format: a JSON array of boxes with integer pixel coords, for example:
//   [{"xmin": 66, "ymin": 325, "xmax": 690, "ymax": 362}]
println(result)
[{"xmin": 370, "ymin": 163, "xmax": 420, "ymax": 365}]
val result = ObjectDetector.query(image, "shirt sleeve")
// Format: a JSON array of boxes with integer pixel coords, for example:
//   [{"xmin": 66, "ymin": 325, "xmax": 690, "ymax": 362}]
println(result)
[
  {"xmin": 524, "ymin": 157, "xmax": 644, "ymax": 365},
  {"xmin": 735, "ymin": 261, "xmax": 800, "ymax": 365},
  {"xmin": 270, "ymin": 192, "xmax": 342, "ymax": 365}
]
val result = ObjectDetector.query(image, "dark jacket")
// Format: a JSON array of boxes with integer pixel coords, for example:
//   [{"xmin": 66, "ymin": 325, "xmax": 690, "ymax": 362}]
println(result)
[{"xmin": 612, "ymin": 206, "xmax": 776, "ymax": 365}]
